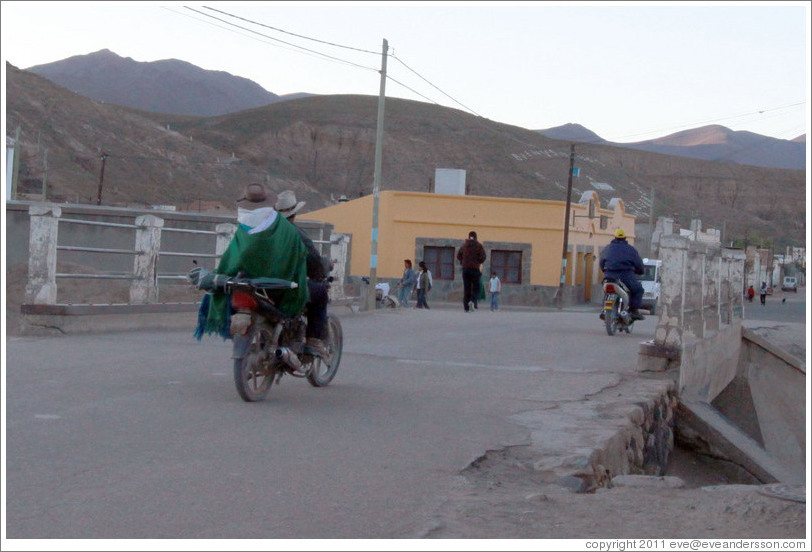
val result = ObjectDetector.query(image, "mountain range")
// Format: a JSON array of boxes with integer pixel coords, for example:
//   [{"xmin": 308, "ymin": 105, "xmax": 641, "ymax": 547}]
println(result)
[
  {"xmin": 24, "ymin": 49, "xmax": 806, "ymax": 171},
  {"xmin": 536, "ymin": 123, "xmax": 805, "ymax": 171},
  {"xmin": 5, "ymin": 54, "xmax": 807, "ymax": 250}
]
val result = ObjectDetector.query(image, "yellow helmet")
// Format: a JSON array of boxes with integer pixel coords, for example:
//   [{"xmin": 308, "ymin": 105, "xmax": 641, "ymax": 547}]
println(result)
[{"xmin": 614, "ymin": 228, "xmax": 627, "ymax": 239}]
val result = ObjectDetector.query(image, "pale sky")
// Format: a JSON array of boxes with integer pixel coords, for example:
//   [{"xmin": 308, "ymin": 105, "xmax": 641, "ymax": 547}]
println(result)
[{"xmin": 2, "ymin": 0, "xmax": 810, "ymax": 142}]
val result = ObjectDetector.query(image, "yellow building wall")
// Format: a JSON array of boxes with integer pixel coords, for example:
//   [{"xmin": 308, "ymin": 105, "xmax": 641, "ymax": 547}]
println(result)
[{"xmin": 303, "ymin": 191, "xmax": 636, "ymax": 286}]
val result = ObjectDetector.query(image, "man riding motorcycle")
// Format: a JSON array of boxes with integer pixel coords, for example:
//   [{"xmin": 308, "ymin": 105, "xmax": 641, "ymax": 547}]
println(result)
[
  {"xmin": 599, "ymin": 228, "xmax": 646, "ymax": 321},
  {"xmin": 274, "ymin": 189, "xmax": 332, "ymax": 358},
  {"xmin": 191, "ymin": 183, "xmax": 310, "ymax": 369}
]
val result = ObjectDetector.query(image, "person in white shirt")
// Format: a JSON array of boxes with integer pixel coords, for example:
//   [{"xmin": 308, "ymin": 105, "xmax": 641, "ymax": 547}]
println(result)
[{"xmin": 489, "ymin": 272, "xmax": 502, "ymax": 311}]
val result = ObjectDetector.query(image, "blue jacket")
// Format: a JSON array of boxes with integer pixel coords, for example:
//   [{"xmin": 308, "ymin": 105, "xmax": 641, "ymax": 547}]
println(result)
[{"xmin": 599, "ymin": 238, "xmax": 644, "ymax": 276}]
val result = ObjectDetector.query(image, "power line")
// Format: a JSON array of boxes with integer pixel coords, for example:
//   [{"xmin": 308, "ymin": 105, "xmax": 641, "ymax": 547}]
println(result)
[
  {"xmin": 390, "ymin": 54, "xmax": 482, "ymax": 118},
  {"xmin": 177, "ymin": 7, "xmax": 486, "ymax": 121},
  {"xmin": 171, "ymin": 6, "xmax": 802, "ymax": 146},
  {"xmin": 201, "ymin": 6, "xmax": 380, "ymax": 55},
  {"xmin": 385, "ymin": 74, "xmax": 437, "ymax": 105},
  {"xmin": 182, "ymin": 6, "xmax": 378, "ymax": 73},
  {"xmin": 605, "ymin": 101, "xmax": 806, "ymax": 143}
]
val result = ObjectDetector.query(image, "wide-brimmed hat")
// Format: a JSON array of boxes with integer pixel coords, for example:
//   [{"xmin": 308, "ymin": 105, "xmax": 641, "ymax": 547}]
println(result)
[
  {"xmin": 236, "ymin": 183, "xmax": 274, "ymax": 209},
  {"xmin": 275, "ymin": 189, "xmax": 306, "ymax": 218}
]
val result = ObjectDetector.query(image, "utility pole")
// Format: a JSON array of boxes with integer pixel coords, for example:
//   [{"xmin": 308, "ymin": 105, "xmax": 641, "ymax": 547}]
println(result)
[
  {"xmin": 366, "ymin": 38, "xmax": 388, "ymax": 311},
  {"xmin": 556, "ymin": 144, "xmax": 575, "ymax": 310},
  {"xmin": 648, "ymin": 185, "xmax": 655, "ymax": 258},
  {"xmin": 41, "ymin": 148, "xmax": 48, "ymax": 199},
  {"xmin": 10, "ymin": 126, "xmax": 21, "ymax": 200},
  {"xmin": 96, "ymin": 151, "xmax": 109, "ymax": 205}
]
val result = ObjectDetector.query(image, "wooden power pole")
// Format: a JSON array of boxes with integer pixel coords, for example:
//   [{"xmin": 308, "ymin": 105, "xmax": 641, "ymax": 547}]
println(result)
[{"xmin": 556, "ymin": 144, "xmax": 576, "ymax": 309}]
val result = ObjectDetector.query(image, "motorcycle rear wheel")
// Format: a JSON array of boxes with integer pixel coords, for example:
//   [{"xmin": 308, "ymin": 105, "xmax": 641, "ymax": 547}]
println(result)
[
  {"xmin": 306, "ymin": 314, "xmax": 343, "ymax": 387},
  {"xmin": 604, "ymin": 296, "xmax": 619, "ymax": 336},
  {"xmin": 233, "ymin": 325, "xmax": 277, "ymax": 402}
]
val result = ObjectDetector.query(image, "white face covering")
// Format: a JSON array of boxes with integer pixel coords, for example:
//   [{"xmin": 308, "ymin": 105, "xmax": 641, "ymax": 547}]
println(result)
[{"xmin": 238, "ymin": 207, "xmax": 277, "ymax": 233}]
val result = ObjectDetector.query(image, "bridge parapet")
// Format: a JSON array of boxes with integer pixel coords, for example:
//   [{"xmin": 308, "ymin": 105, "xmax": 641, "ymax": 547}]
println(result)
[
  {"xmin": 637, "ymin": 235, "xmax": 746, "ymax": 402},
  {"xmin": 10, "ymin": 201, "xmax": 345, "ymax": 334}
]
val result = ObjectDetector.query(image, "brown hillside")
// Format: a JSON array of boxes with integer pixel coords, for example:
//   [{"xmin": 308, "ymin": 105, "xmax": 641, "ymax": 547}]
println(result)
[{"xmin": 6, "ymin": 62, "xmax": 806, "ymax": 249}]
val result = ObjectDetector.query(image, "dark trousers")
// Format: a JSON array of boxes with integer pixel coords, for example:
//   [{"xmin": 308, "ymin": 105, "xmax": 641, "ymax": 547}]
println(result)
[
  {"xmin": 462, "ymin": 268, "xmax": 481, "ymax": 311},
  {"xmin": 415, "ymin": 289, "xmax": 429, "ymax": 309},
  {"xmin": 305, "ymin": 280, "xmax": 329, "ymax": 340}
]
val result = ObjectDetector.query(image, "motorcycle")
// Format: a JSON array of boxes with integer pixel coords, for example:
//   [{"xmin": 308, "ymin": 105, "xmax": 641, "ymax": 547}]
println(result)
[
  {"xmin": 189, "ymin": 267, "xmax": 343, "ymax": 402},
  {"xmin": 601, "ymin": 277, "xmax": 636, "ymax": 336},
  {"xmin": 360, "ymin": 276, "xmax": 399, "ymax": 308}
]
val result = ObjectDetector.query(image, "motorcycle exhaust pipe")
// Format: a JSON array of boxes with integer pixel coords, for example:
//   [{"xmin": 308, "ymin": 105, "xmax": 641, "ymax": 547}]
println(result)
[{"xmin": 275, "ymin": 347, "xmax": 303, "ymax": 372}]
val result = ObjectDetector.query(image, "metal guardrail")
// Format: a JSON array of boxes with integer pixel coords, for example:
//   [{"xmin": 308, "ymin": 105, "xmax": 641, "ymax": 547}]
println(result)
[
  {"xmin": 23, "ymin": 205, "xmax": 347, "ymax": 307},
  {"xmin": 54, "ymin": 216, "xmax": 222, "ymax": 283}
]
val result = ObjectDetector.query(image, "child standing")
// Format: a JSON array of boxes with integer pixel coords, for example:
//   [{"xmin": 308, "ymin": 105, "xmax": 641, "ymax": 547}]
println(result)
[{"xmin": 489, "ymin": 272, "xmax": 502, "ymax": 311}]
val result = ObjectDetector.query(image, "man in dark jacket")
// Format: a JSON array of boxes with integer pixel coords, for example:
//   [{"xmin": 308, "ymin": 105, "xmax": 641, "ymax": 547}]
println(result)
[
  {"xmin": 275, "ymin": 190, "xmax": 332, "ymax": 356},
  {"xmin": 457, "ymin": 230, "xmax": 487, "ymax": 312},
  {"xmin": 599, "ymin": 228, "xmax": 646, "ymax": 320}
]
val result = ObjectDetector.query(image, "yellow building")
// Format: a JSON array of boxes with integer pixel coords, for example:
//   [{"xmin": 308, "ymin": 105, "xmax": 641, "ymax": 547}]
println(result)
[{"xmin": 305, "ymin": 190, "xmax": 636, "ymax": 306}]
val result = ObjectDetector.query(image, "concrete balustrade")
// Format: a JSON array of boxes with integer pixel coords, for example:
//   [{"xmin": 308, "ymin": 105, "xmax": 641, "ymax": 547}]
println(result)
[
  {"xmin": 637, "ymin": 235, "xmax": 746, "ymax": 397},
  {"xmin": 11, "ymin": 202, "xmax": 342, "ymax": 336}
]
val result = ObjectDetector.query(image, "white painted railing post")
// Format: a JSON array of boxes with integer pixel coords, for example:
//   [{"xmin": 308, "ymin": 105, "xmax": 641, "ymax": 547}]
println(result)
[
  {"xmin": 130, "ymin": 214, "xmax": 164, "ymax": 304},
  {"xmin": 25, "ymin": 204, "xmax": 61, "ymax": 304},
  {"xmin": 215, "ymin": 223, "xmax": 237, "ymax": 267},
  {"xmin": 328, "ymin": 232, "xmax": 351, "ymax": 301}
]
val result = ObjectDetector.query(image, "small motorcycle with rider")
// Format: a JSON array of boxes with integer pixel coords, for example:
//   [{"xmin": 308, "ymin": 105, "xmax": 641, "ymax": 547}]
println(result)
[
  {"xmin": 189, "ymin": 265, "xmax": 342, "ymax": 402},
  {"xmin": 189, "ymin": 183, "xmax": 342, "ymax": 402}
]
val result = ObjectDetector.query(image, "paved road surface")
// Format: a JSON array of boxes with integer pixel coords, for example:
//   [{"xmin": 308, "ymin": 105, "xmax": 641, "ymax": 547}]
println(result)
[
  {"xmin": 5, "ymin": 288, "xmax": 805, "ymax": 541},
  {"xmin": 5, "ymin": 304, "xmax": 649, "ymax": 539}
]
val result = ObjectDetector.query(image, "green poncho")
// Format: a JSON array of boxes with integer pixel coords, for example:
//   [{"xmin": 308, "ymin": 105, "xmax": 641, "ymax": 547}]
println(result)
[{"xmin": 194, "ymin": 214, "xmax": 309, "ymax": 340}]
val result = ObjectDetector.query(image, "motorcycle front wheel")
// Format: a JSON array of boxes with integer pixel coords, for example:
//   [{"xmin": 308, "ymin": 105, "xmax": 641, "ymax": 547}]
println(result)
[
  {"xmin": 306, "ymin": 313, "xmax": 343, "ymax": 387},
  {"xmin": 604, "ymin": 295, "xmax": 619, "ymax": 336},
  {"xmin": 233, "ymin": 325, "xmax": 277, "ymax": 402}
]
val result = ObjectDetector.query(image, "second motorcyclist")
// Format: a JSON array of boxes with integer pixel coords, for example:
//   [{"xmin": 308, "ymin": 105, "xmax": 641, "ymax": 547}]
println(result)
[
  {"xmin": 599, "ymin": 228, "xmax": 646, "ymax": 321},
  {"xmin": 275, "ymin": 189, "xmax": 332, "ymax": 357}
]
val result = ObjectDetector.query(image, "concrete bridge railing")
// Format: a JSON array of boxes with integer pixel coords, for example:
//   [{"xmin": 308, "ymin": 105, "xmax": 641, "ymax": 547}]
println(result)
[
  {"xmin": 24, "ymin": 203, "xmax": 238, "ymax": 306},
  {"xmin": 637, "ymin": 234, "xmax": 746, "ymax": 399},
  {"xmin": 15, "ymin": 202, "xmax": 347, "ymax": 320},
  {"xmin": 637, "ymin": 234, "xmax": 804, "ymax": 484}
]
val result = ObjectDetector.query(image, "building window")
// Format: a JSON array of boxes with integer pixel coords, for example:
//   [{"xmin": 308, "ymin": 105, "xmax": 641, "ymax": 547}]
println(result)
[
  {"xmin": 423, "ymin": 246, "xmax": 455, "ymax": 280},
  {"xmin": 600, "ymin": 215, "xmax": 608, "ymax": 229},
  {"xmin": 491, "ymin": 250, "xmax": 522, "ymax": 284}
]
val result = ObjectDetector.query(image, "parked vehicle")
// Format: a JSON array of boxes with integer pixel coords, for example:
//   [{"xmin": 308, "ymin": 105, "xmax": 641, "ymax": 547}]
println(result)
[
  {"xmin": 639, "ymin": 258, "xmax": 662, "ymax": 315},
  {"xmin": 781, "ymin": 276, "xmax": 798, "ymax": 292},
  {"xmin": 361, "ymin": 277, "xmax": 399, "ymax": 308},
  {"xmin": 189, "ymin": 268, "xmax": 342, "ymax": 402},
  {"xmin": 601, "ymin": 277, "xmax": 636, "ymax": 336}
]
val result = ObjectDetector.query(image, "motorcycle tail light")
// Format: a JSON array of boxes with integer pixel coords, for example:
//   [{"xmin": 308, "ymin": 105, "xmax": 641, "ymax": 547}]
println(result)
[
  {"xmin": 231, "ymin": 290, "xmax": 258, "ymax": 311},
  {"xmin": 604, "ymin": 284, "xmax": 617, "ymax": 294}
]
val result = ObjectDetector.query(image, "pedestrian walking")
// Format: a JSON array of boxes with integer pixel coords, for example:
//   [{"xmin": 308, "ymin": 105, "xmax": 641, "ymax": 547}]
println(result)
[
  {"xmin": 415, "ymin": 261, "xmax": 431, "ymax": 309},
  {"xmin": 396, "ymin": 259, "xmax": 417, "ymax": 308},
  {"xmin": 489, "ymin": 272, "xmax": 502, "ymax": 311},
  {"xmin": 760, "ymin": 282, "xmax": 768, "ymax": 306},
  {"xmin": 457, "ymin": 230, "xmax": 486, "ymax": 312}
]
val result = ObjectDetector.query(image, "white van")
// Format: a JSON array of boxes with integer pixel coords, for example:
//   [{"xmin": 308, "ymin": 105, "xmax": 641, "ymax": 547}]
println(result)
[
  {"xmin": 639, "ymin": 258, "xmax": 662, "ymax": 314},
  {"xmin": 781, "ymin": 276, "xmax": 798, "ymax": 292}
]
